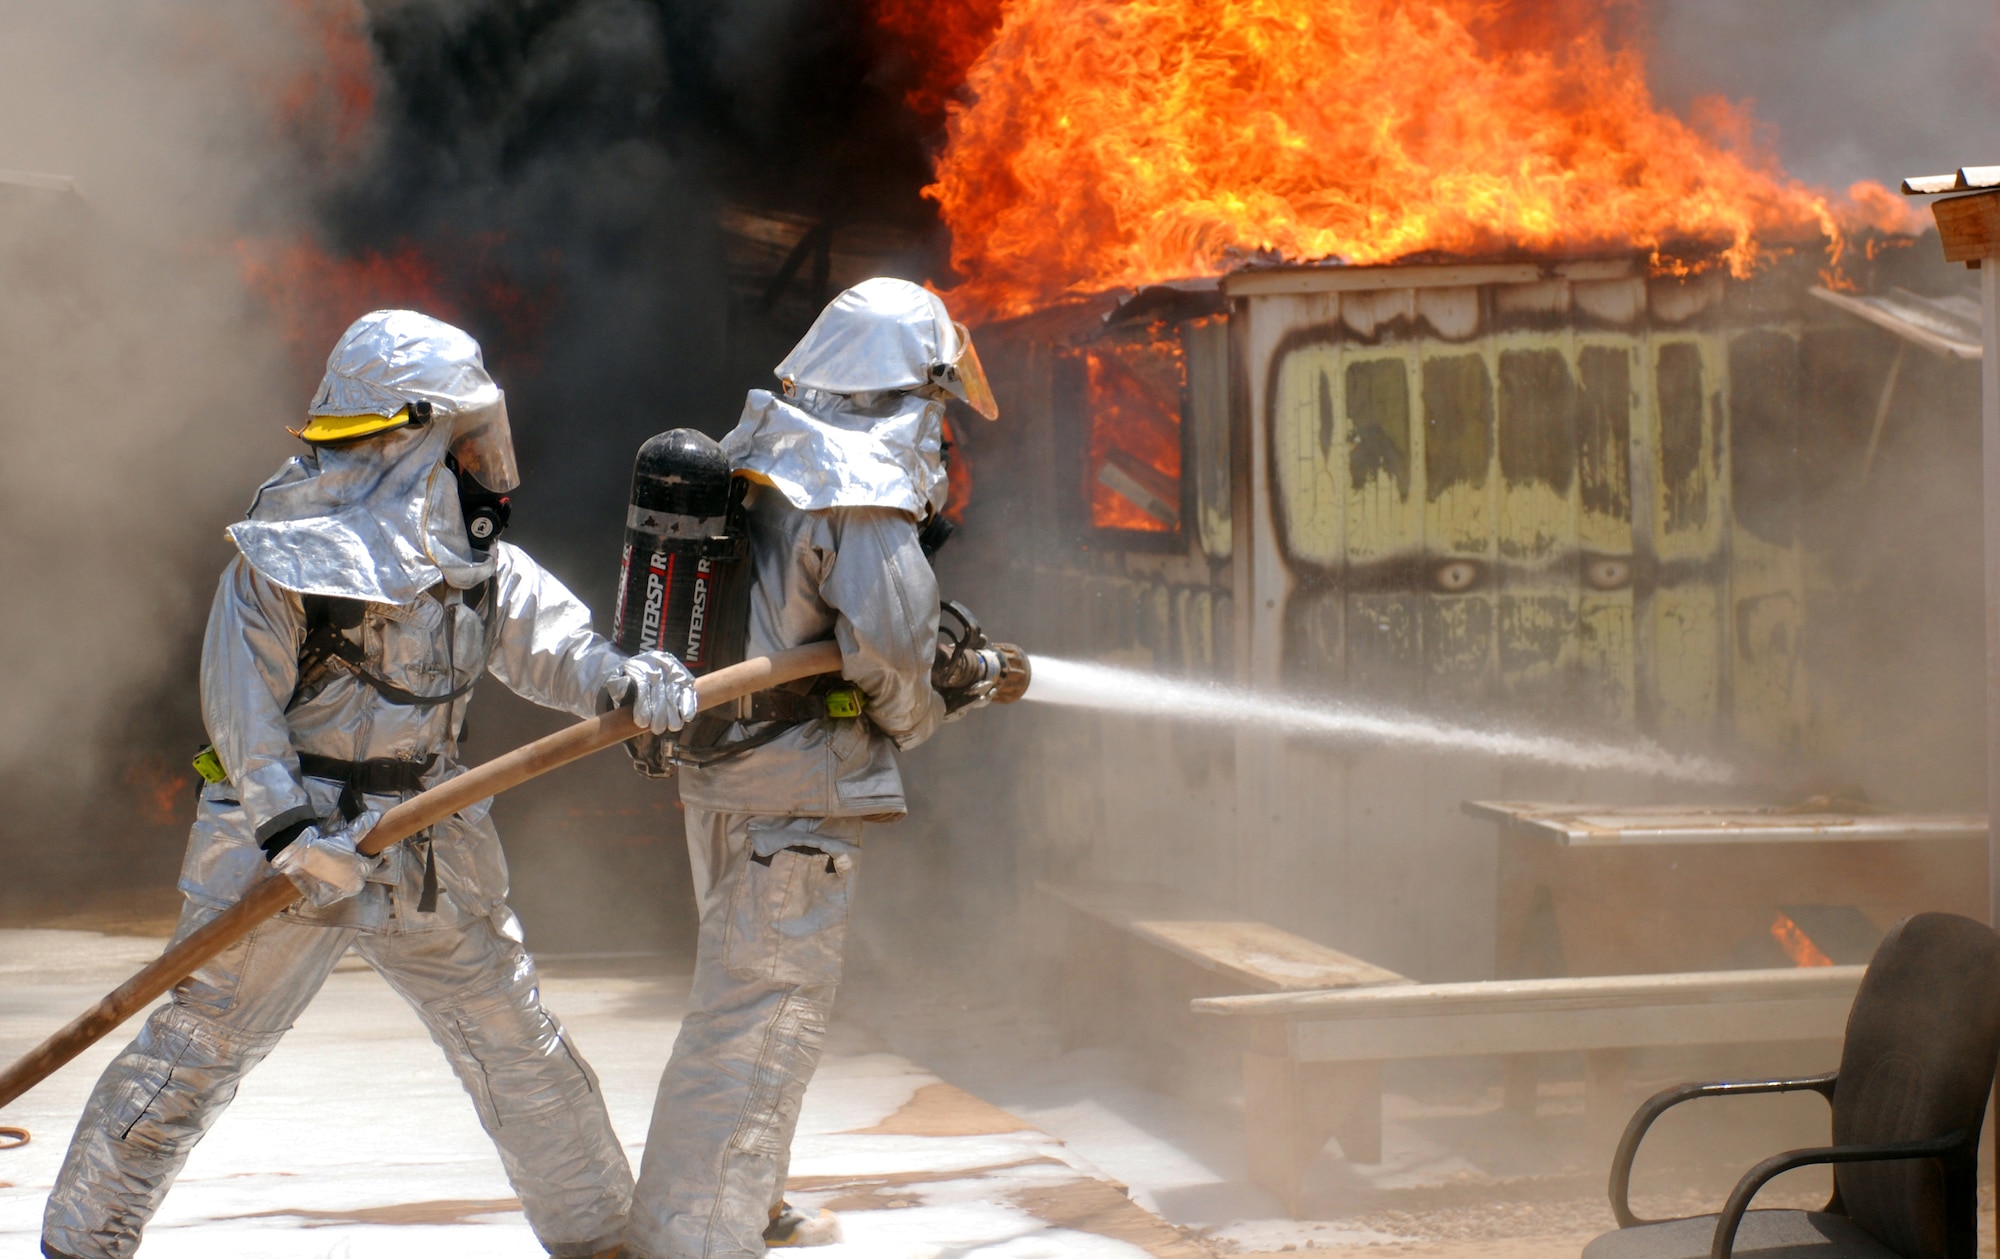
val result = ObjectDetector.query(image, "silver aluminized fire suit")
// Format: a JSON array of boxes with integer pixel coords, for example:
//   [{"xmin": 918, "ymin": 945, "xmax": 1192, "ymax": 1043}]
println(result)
[
  {"xmin": 625, "ymin": 278, "xmax": 996, "ymax": 1259},
  {"xmin": 43, "ymin": 312, "xmax": 654, "ymax": 1259}
]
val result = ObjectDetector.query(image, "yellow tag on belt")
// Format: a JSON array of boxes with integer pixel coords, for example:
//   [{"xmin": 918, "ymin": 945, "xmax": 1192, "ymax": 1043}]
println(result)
[{"xmin": 191, "ymin": 745, "xmax": 229, "ymax": 785}]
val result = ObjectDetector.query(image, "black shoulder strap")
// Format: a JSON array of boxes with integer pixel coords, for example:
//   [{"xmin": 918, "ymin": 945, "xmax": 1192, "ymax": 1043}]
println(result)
[
  {"xmin": 290, "ymin": 581, "xmax": 497, "ymax": 710},
  {"xmin": 298, "ymin": 595, "xmax": 367, "ymax": 676}
]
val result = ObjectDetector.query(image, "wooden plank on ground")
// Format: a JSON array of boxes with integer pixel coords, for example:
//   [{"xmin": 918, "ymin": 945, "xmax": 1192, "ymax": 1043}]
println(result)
[
  {"xmin": 1191, "ymin": 966, "xmax": 1861, "ymax": 1062},
  {"xmin": 1040, "ymin": 880, "xmax": 1411, "ymax": 992}
]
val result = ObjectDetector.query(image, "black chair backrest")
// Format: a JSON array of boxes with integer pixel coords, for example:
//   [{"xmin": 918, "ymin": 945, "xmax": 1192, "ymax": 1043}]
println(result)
[{"xmin": 1832, "ymin": 912, "xmax": 2000, "ymax": 1259}]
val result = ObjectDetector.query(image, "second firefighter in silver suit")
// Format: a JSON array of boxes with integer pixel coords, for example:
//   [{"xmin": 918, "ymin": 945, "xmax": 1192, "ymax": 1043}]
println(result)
[
  {"xmin": 623, "ymin": 278, "xmax": 998, "ymax": 1258},
  {"xmin": 42, "ymin": 310, "xmax": 698, "ymax": 1259}
]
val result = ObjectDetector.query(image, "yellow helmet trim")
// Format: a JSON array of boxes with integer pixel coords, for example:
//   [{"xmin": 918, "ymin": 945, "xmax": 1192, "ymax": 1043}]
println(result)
[{"xmin": 292, "ymin": 407, "xmax": 411, "ymax": 444}]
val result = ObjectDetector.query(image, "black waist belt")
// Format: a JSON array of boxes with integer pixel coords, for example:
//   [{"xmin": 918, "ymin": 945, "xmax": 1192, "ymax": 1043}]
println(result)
[
  {"xmin": 296, "ymin": 752, "xmax": 436, "ymax": 821},
  {"xmin": 294, "ymin": 751, "xmax": 442, "ymax": 913}
]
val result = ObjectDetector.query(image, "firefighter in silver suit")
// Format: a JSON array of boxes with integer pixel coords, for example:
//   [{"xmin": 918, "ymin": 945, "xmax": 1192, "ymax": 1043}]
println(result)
[
  {"xmin": 622, "ymin": 278, "xmax": 999, "ymax": 1258},
  {"xmin": 42, "ymin": 310, "xmax": 698, "ymax": 1259}
]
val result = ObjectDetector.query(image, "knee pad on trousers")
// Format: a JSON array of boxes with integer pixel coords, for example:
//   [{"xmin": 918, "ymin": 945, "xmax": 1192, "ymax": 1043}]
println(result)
[{"xmin": 101, "ymin": 1004, "xmax": 284, "ymax": 1154}]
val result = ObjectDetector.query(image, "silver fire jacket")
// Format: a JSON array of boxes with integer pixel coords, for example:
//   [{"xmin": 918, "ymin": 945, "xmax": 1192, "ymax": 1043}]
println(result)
[
  {"xmin": 184, "ymin": 541, "xmax": 625, "ymax": 924},
  {"xmin": 675, "ymin": 482, "xmax": 944, "ymax": 828}
]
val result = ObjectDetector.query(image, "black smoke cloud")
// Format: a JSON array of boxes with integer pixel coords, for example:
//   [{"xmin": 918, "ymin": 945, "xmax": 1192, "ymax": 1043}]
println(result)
[{"xmin": 336, "ymin": 0, "xmax": 944, "ymax": 581}]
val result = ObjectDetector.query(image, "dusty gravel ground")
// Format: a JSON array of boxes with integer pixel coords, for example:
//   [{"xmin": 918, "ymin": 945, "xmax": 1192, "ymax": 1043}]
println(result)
[
  {"xmin": 841, "ymin": 947, "xmax": 1998, "ymax": 1259},
  {"xmin": 10, "ymin": 889, "xmax": 1993, "ymax": 1259}
]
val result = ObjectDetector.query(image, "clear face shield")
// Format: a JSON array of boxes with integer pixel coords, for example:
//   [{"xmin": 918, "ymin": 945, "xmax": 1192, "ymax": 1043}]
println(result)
[
  {"xmin": 448, "ymin": 396, "xmax": 520, "ymax": 492},
  {"xmin": 950, "ymin": 323, "xmax": 1000, "ymax": 420},
  {"xmin": 931, "ymin": 322, "xmax": 1000, "ymax": 420}
]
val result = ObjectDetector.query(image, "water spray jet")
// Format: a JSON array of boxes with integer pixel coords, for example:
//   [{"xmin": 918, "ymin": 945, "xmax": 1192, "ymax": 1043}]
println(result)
[{"xmin": 1020, "ymin": 656, "xmax": 1738, "ymax": 785}]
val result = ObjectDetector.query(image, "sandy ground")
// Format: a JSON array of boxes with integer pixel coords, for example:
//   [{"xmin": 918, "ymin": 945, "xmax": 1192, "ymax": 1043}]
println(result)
[
  {"xmin": 836, "ymin": 953, "xmax": 2000, "ymax": 1259},
  {"xmin": 0, "ymin": 928, "xmax": 1202, "ymax": 1258},
  {"xmin": 2, "ymin": 926, "xmax": 1993, "ymax": 1259}
]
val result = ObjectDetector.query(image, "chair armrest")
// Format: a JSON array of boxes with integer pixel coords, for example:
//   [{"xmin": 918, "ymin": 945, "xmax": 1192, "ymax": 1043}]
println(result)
[
  {"xmin": 1709, "ymin": 1129, "xmax": 1972, "ymax": 1259},
  {"xmin": 1610, "ymin": 1074, "xmax": 1838, "ymax": 1227}
]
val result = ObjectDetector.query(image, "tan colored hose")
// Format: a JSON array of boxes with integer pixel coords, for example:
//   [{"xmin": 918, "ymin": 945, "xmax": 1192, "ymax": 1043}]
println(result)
[{"xmin": 0, "ymin": 641, "xmax": 843, "ymax": 1113}]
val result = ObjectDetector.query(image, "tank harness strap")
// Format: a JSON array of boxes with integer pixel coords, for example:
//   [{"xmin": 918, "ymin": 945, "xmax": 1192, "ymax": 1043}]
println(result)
[
  {"xmin": 670, "ymin": 676, "xmax": 866, "ymax": 768},
  {"xmin": 291, "ymin": 581, "xmax": 498, "ymax": 711},
  {"xmin": 295, "ymin": 752, "xmax": 441, "ymax": 911},
  {"xmin": 673, "ymin": 717, "xmax": 798, "ymax": 766}
]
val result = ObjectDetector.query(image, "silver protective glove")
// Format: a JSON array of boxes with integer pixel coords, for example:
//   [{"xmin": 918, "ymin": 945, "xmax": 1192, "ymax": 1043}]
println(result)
[
  {"xmin": 607, "ymin": 650, "xmax": 700, "ymax": 735},
  {"xmin": 271, "ymin": 809, "xmax": 384, "ymax": 908}
]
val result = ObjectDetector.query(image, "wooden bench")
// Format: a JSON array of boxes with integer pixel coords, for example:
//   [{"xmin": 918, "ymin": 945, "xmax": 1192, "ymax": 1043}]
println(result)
[
  {"xmin": 1194, "ymin": 965, "xmax": 1865, "ymax": 1214},
  {"xmin": 1039, "ymin": 881, "xmax": 1413, "ymax": 1180}
]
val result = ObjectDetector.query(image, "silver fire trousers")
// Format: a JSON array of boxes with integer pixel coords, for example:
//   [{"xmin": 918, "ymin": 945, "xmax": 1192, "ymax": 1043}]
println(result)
[
  {"xmin": 41, "ymin": 896, "xmax": 632, "ymax": 1259},
  {"xmin": 623, "ymin": 809, "xmax": 859, "ymax": 1259}
]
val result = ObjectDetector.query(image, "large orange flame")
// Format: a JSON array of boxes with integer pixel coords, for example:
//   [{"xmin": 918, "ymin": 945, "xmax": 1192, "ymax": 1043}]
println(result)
[{"xmin": 922, "ymin": 0, "xmax": 1917, "ymax": 321}]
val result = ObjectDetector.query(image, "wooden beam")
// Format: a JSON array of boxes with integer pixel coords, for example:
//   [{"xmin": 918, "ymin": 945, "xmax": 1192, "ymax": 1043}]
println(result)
[
  {"xmin": 1932, "ymin": 190, "xmax": 2000, "ymax": 264},
  {"xmin": 1860, "ymin": 342, "xmax": 1910, "ymax": 486},
  {"xmin": 1039, "ymin": 880, "xmax": 1411, "ymax": 991},
  {"xmin": 1225, "ymin": 261, "xmax": 1542, "ymax": 297},
  {"xmin": 1194, "ymin": 964, "xmax": 1862, "ymax": 1020},
  {"xmin": 1193, "ymin": 967, "xmax": 1862, "ymax": 1063}
]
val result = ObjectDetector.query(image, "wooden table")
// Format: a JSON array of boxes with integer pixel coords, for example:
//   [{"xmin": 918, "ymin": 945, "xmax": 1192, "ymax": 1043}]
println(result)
[{"xmin": 1468, "ymin": 802, "xmax": 1985, "ymax": 979}]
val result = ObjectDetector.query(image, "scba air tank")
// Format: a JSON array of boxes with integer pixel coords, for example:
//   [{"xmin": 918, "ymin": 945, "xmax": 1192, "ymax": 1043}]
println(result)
[{"xmin": 613, "ymin": 429, "xmax": 750, "ymax": 774}]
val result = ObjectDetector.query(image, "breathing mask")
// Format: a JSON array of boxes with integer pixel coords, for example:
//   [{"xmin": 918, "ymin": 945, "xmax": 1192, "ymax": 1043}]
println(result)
[{"xmin": 448, "ymin": 451, "xmax": 512, "ymax": 550}]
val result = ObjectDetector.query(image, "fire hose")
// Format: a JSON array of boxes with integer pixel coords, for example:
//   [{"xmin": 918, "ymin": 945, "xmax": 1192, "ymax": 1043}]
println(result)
[{"xmin": 0, "ymin": 641, "xmax": 843, "ymax": 1116}]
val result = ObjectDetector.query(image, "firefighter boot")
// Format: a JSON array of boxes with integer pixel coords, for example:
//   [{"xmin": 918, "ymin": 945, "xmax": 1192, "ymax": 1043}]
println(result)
[{"xmin": 764, "ymin": 1202, "xmax": 842, "ymax": 1247}]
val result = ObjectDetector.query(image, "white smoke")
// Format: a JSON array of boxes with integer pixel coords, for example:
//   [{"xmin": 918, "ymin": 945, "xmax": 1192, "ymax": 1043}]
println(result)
[
  {"xmin": 1649, "ymin": 0, "xmax": 2000, "ymax": 187},
  {"xmin": 0, "ymin": 2, "xmax": 327, "ymax": 802}
]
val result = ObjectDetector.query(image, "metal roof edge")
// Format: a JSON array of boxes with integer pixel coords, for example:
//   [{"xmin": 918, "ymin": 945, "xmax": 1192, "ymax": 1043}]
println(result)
[
  {"xmin": 1809, "ymin": 285, "xmax": 1982, "ymax": 361},
  {"xmin": 1901, "ymin": 165, "xmax": 2000, "ymax": 195}
]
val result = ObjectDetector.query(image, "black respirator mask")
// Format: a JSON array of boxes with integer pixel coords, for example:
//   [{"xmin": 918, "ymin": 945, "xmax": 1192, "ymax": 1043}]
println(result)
[{"xmin": 446, "ymin": 452, "xmax": 512, "ymax": 550}]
